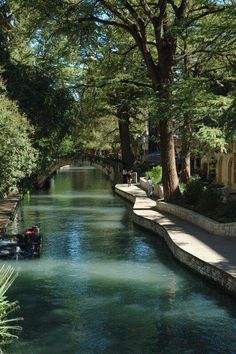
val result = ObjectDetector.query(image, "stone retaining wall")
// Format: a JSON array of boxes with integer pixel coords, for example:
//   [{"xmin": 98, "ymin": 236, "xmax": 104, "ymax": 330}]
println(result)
[
  {"xmin": 115, "ymin": 185, "xmax": 236, "ymax": 297},
  {"xmin": 164, "ymin": 232, "xmax": 236, "ymax": 295},
  {"xmin": 156, "ymin": 201, "xmax": 236, "ymax": 237}
]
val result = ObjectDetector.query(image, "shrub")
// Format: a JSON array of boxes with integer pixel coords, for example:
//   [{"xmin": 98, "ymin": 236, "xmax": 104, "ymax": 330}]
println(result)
[
  {"xmin": 198, "ymin": 185, "xmax": 223, "ymax": 212},
  {"xmin": 145, "ymin": 165, "xmax": 162, "ymax": 184},
  {"xmin": 183, "ymin": 177, "xmax": 205, "ymax": 204},
  {"xmin": 214, "ymin": 201, "xmax": 236, "ymax": 223}
]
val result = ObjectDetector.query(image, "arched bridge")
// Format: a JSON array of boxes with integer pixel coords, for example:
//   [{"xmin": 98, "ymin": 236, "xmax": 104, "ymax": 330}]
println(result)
[{"xmin": 36, "ymin": 153, "xmax": 124, "ymax": 188}]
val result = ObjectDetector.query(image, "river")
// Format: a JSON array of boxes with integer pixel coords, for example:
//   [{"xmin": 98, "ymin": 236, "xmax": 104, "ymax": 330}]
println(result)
[{"xmin": 7, "ymin": 167, "xmax": 236, "ymax": 354}]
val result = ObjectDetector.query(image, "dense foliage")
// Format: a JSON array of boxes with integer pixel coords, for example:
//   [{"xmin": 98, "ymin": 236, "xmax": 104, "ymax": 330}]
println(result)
[
  {"xmin": 180, "ymin": 177, "xmax": 236, "ymax": 222},
  {"xmin": 8, "ymin": 0, "xmax": 236, "ymax": 200},
  {"xmin": 0, "ymin": 91, "xmax": 38, "ymax": 196},
  {"xmin": 0, "ymin": 0, "xmax": 236, "ymax": 197},
  {"xmin": 145, "ymin": 166, "xmax": 162, "ymax": 185}
]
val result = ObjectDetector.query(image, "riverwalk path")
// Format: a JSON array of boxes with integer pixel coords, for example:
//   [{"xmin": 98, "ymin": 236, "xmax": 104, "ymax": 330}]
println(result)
[
  {"xmin": 0, "ymin": 193, "xmax": 21, "ymax": 230},
  {"xmin": 115, "ymin": 184, "xmax": 236, "ymax": 297}
]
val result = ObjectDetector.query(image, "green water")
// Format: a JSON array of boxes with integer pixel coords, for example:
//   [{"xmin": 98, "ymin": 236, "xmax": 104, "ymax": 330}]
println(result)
[{"xmin": 7, "ymin": 167, "xmax": 236, "ymax": 354}]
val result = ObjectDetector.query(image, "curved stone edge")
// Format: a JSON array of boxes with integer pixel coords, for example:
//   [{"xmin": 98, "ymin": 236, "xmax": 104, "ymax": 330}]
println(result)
[
  {"xmin": 115, "ymin": 186, "xmax": 236, "ymax": 297},
  {"xmin": 156, "ymin": 201, "xmax": 236, "ymax": 237}
]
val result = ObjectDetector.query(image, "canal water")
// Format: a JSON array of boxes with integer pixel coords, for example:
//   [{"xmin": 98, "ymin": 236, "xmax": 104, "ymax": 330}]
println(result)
[{"xmin": 7, "ymin": 167, "xmax": 236, "ymax": 354}]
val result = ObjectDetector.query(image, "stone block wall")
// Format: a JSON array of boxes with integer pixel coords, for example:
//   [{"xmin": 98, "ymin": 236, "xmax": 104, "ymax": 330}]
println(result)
[
  {"xmin": 156, "ymin": 201, "xmax": 236, "ymax": 237},
  {"xmin": 115, "ymin": 185, "xmax": 236, "ymax": 297}
]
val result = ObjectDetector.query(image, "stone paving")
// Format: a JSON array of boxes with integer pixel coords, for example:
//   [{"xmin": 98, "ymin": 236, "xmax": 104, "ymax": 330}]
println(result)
[
  {"xmin": 0, "ymin": 194, "xmax": 21, "ymax": 229},
  {"xmin": 115, "ymin": 183, "xmax": 236, "ymax": 296}
]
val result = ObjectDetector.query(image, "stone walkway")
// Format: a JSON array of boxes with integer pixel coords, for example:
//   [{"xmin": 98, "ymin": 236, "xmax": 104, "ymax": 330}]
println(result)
[
  {"xmin": 115, "ymin": 184, "xmax": 236, "ymax": 296},
  {"xmin": 0, "ymin": 194, "xmax": 21, "ymax": 229}
]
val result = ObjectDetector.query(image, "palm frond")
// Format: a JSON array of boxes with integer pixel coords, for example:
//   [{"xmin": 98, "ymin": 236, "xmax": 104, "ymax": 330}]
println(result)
[{"xmin": 0, "ymin": 265, "xmax": 22, "ymax": 349}]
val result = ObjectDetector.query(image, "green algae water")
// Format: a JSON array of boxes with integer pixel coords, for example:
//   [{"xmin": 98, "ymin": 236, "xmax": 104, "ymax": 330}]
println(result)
[{"xmin": 7, "ymin": 167, "xmax": 236, "ymax": 354}]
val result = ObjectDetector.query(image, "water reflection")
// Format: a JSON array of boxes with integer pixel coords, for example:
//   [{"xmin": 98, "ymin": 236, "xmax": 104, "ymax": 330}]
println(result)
[{"xmin": 7, "ymin": 168, "xmax": 236, "ymax": 354}]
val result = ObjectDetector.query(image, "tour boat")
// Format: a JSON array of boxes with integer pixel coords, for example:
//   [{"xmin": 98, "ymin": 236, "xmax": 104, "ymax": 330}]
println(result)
[{"xmin": 0, "ymin": 226, "xmax": 41, "ymax": 260}]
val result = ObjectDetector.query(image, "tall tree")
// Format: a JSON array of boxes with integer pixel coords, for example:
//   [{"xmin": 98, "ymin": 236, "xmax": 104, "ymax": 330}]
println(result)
[
  {"xmin": 175, "ymin": 7, "xmax": 236, "ymax": 182},
  {"xmin": 71, "ymin": 27, "xmax": 150, "ymax": 166}
]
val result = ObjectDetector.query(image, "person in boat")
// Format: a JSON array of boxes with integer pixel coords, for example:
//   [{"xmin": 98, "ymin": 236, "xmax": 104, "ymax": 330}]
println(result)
[{"xmin": 25, "ymin": 228, "xmax": 38, "ymax": 237}]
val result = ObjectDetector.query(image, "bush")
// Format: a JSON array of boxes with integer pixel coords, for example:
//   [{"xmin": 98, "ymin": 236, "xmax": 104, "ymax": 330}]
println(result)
[
  {"xmin": 183, "ymin": 177, "xmax": 224, "ymax": 213},
  {"xmin": 145, "ymin": 165, "xmax": 162, "ymax": 184},
  {"xmin": 198, "ymin": 185, "xmax": 223, "ymax": 212},
  {"xmin": 214, "ymin": 201, "xmax": 236, "ymax": 223},
  {"xmin": 183, "ymin": 177, "xmax": 205, "ymax": 204}
]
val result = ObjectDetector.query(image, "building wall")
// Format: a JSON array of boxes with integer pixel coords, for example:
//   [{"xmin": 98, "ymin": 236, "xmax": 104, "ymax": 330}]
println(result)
[{"xmin": 214, "ymin": 142, "xmax": 236, "ymax": 192}]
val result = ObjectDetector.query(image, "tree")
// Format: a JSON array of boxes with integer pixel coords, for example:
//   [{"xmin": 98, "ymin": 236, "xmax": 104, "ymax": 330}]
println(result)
[
  {"xmin": 8, "ymin": 0, "xmax": 236, "ymax": 200},
  {"xmin": 0, "ymin": 1, "xmax": 82, "ymax": 179},
  {"xmin": 174, "ymin": 7, "xmax": 236, "ymax": 182},
  {"xmin": 222, "ymin": 96, "xmax": 236, "ymax": 141},
  {"xmin": 72, "ymin": 29, "xmax": 150, "ymax": 165},
  {"xmin": 88, "ymin": 42, "xmax": 149, "ymax": 167},
  {"xmin": 1, "ymin": 56, "xmax": 81, "ymax": 176},
  {"xmin": 172, "ymin": 76, "xmax": 232, "ymax": 182},
  {"xmin": 0, "ymin": 89, "xmax": 38, "ymax": 196}
]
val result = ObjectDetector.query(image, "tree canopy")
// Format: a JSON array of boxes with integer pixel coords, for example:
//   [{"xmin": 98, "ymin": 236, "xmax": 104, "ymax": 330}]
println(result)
[{"xmin": 0, "ymin": 0, "xmax": 235, "ymax": 199}]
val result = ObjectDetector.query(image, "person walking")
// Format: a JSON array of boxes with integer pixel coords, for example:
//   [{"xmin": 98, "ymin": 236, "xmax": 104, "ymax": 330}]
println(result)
[
  {"xmin": 127, "ymin": 171, "xmax": 132, "ymax": 187},
  {"xmin": 146, "ymin": 177, "xmax": 153, "ymax": 197},
  {"xmin": 122, "ymin": 168, "xmax": 127, "ymax": 183}
]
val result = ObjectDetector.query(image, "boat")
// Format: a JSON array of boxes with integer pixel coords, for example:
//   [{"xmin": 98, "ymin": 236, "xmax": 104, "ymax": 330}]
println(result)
[{"xmin": 0, "ymin": 226, "xmax": 41, "ymax": 260}]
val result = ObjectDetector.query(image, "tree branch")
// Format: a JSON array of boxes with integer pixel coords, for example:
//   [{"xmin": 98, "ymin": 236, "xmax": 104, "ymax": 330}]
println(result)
[
  {"xmin": 72, "ymin": 78, "xmax": 152, "ymax": 90},
  {"xmin": 120, "ymin": 79, "xmax": 153, "ymax": 88},
  {"xmin": 89, "ymin": 15, "xmax": 130, "ymax": 31},
  {"xmin": 99, "ymin": 0, "xmax": 134, "ymax": 26},
  {"xmin": 140, "ymin": 0, "xmax": 156, "ymax": 21},
  {"xmin": 121, "ymin": 44, "xmax": 138, "ymax": 56},
  {"xmin": 167, "ymin": 0, "xmax": 179, "ymax": 16},
  {"xmin": 119, "ymin": 44, "xmax": 138, "ymax": 65},
  {"xmin": 178, "ymin": 0, "xmax": 189, "ymax": 18},
  {"xmin": 121, "ymin": 0, "xmax": 140, "ymax": 22},
  {"xmin": 186, "ymin": 8, "xmax": 225, "ymax": 27}
]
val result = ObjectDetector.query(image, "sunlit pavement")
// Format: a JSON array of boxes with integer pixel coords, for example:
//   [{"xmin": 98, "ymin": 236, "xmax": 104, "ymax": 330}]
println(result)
[
  {"xmin": 115, "ymin": 183, "xmax": 236, "ymax": 295},
  {"xmin": 0, "ymin": 194, "xmax": 21, "ymax": 228}
]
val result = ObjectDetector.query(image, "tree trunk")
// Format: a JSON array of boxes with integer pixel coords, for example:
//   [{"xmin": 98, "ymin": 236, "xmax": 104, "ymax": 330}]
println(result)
[
  {"xmin": 126, "ymin": 2, "xmax": 189, "ymax": 201},
  {"xmin": 180, "ymin": 152, "xmax": 191, "ymax": 184},
  {"xmin": 118, "ymin": 111, "xmax": 135, "ymax": 168},
  {"xmin": 156, "ymin": 36, "xmax": 181, "ymax": 202},
  {"xmin": 180, "ymin": 112, "xmax": 191, "ymax": 183},
  {"xmin": 180, "ymin": 36, "xmax": 192, "ymax": 184},
  {"xmin": 148, "ymin": 118, "xmax": 159, "ymax": 153},
  {"xmin": 159, "ymin": 117, "xmax": 181, "ymax": 202}
]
